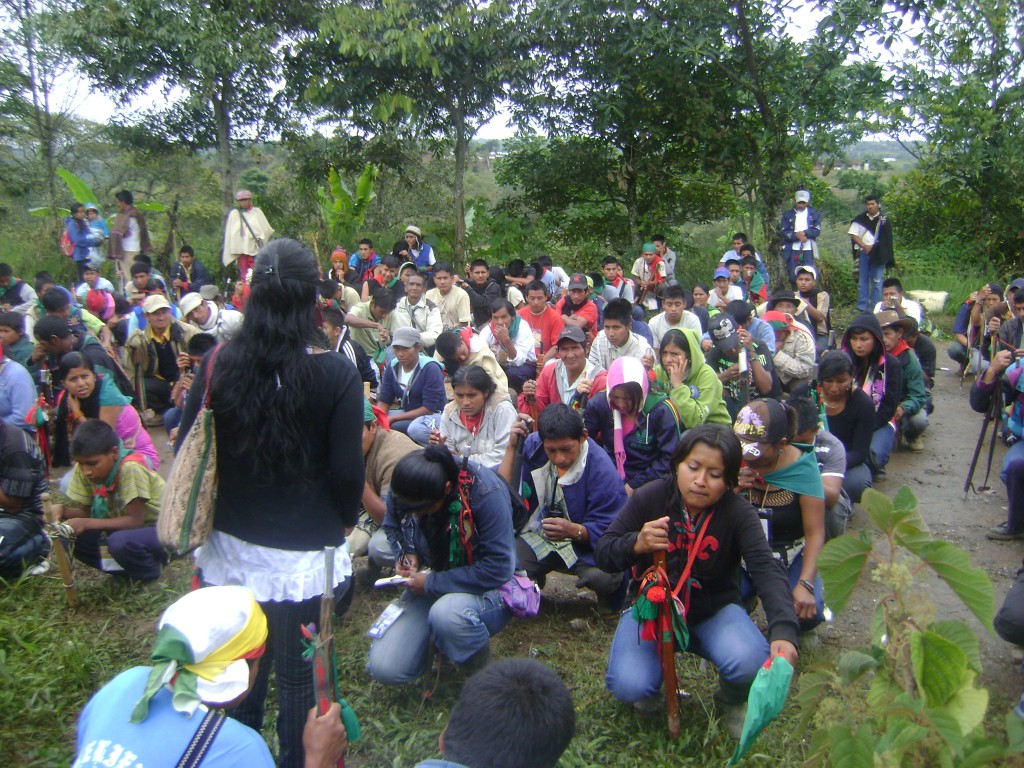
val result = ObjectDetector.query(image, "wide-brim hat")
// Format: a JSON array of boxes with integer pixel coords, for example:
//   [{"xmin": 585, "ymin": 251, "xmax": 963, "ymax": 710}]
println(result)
[
  {"xmin": 874, "ymin": 309, "xmax": 917, "ymax": 334},
  {"xmin": 179, "ymin": 293, "xmax": 204, "ymax": 318}
]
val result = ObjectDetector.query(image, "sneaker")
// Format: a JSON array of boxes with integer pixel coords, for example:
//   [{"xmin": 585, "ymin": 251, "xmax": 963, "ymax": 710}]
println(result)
[
  {"xmin": 143, "ymin": 410, "xmax": 164, "ymax": 428},
  {"xmin": 987, "ymin": 522, "xmax": 1024, "ymax": 541},
  {"xmin": 907, "ymin": 435, "xmax": 925, "ymax": 453},
  {"xmin": 27, "ymin": 559, "xmax": 51, "ymax": 576}
]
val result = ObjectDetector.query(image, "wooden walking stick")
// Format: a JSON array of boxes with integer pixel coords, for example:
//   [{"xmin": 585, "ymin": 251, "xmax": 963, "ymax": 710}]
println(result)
[
  {"xmin": 653, "ymin": 550, "xmax": 681, "ymax": 739},
  {"xmin": 41, "ymin": 492, "xmax": 79, "ymax": 609}
]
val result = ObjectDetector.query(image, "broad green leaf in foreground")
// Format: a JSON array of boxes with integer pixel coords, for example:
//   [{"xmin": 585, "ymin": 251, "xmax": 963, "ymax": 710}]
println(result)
[
  {"xmin": 818, "ymin": 531, "xmax": 873, "ymax": 613},
  {"xmin": 910, "ymin": 630, "xmax": 967, "ymax": 707},
  {"xmin": 917, "ymin": 540, "xmax": 995, "ymax": 631},
  {"xmin": 57, "ymin": 169, "xmax": 98, "ymax": 205},
  {"xmin": 828, "ymin": 723, "xmax": 875, "ymax": 768}
]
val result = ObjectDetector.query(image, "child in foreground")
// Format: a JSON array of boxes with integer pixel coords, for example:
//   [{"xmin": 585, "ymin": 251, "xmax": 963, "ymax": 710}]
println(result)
[{"xmin": 58, "ymin": 419, "xmax": 167, "ymax": 581}]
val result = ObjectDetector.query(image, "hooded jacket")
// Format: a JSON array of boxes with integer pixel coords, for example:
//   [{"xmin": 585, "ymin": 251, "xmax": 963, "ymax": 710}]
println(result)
[
  {"xmin": 841, "ymin": 313, "xmax": 903, "ymax": 429},
  {"xmin": 584, "ymin": 357, "xmax": 681, "ymax": 489},
  {"xmin": 440, "ymin": 391, "xmax": 518, "ymax": 469},
  {"xmin": 652, "ymin": 327, "xmax": 731, "ymax": 427}
]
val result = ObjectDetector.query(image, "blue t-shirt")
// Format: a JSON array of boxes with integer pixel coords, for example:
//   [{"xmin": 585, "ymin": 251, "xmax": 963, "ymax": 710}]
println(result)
[{"xmin": 74, "ymin": 666, "xmax": 274, "ymax": 768}]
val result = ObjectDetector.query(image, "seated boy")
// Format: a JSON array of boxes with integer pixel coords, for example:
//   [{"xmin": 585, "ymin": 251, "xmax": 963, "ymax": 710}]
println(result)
[
  {"xmin": 58, "ymin": 419, "xmax": 167, "ymax": 581},
  {"xmin": 648, "ymin": 284, "xmax": 701, "ymax": 350},
  {"xmin": 586, "ymin": 298, "xmax": 654, "ymax": 370},
  {"xmin": 0, "ymin": 310, "xmax": 35, "ymax": 368}
]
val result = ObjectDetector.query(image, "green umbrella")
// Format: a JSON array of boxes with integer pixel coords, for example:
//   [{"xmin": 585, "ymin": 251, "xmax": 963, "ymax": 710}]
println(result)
[{"xmin": 727, "ymin": 656, "xmax": 794, "ymax": 765}]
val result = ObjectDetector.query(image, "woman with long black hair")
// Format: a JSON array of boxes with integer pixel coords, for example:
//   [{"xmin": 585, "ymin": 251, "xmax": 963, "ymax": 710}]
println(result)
[
  {"xmin": 177, "ymin": 238, "xmax": 364, "ymax": 768},
  {"xmin": 366, "ymin": 445, "xmax": 516, "ymax": 685}
]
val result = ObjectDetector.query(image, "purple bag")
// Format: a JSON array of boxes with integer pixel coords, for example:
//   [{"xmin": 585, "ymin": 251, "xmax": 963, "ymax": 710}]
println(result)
[{"xmin": 500, "ymin": 574, "xmax": 541, "ymax": 619}]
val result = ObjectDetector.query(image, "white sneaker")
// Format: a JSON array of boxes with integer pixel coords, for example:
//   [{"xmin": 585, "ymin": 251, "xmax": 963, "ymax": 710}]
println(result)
[{"xmin": 27, "ymin": 559, "xmax": 52, "ymax": 576}]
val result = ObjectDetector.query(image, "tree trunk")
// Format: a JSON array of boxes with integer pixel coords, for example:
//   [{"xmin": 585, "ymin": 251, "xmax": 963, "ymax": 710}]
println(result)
[
  {"xmin": 213, "ymin": 78, "xmax": 235, "ymax": 212},
  {"xmin": 453, "ymin": 111, "xmax": 468, "ymax": 267},
  {"xmin": 20, "ymin": 0, "xmax": 58, "ymax": 230}
]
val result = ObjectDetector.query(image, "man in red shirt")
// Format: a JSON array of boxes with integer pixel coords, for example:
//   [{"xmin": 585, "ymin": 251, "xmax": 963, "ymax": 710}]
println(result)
[
  {"xmin": 555, "ymin": 274, "xmax": 599, "ymax": 341},
  {"xmin": 519, "ymin": 280, "xmax": 565, "ymax": 371}
]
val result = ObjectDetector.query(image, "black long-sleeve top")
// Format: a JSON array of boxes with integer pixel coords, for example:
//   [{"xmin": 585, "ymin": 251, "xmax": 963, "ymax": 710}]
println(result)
[
  {"xmin": 178, "ymin": 351, "xmax": 365, "ymax": 550},
  {"xmin": 595, "ymin": 477, "xmax": 799, "ymax": 647}
]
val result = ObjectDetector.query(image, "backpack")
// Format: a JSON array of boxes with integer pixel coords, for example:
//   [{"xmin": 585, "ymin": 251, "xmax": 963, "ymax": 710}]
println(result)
[{"xmin": 60, "ymin": 229, "xmax": 74, "ymax": 258}]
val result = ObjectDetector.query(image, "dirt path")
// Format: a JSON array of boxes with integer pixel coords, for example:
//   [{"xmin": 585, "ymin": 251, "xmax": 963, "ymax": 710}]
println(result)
[{"xmin": 830, "ymin": 341, "xmax": 1021, "ymax": 701}]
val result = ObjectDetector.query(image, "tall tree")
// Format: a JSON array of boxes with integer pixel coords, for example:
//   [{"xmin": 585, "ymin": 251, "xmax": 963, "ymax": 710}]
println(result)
[
  {"xmin": 0, "ymin": 0, "xmax": 76, "ymax": 224},
  {"xmin": 58, "ymin": 0, "xmax": 314, "ymax": 210},
  {"xmin": 881, "ymin": 0, "xmax": 1024, "ymax": 259},
  {"xmin": 517, "ymin": 0, "xmax": 885, "ymax": 284},
  {"xmin": 300, "ymin": 0, "xmax": 534, "ymax": 263}
]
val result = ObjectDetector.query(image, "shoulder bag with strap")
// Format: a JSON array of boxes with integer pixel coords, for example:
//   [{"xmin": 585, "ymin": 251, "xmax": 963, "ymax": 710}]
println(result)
[
  {"xmin": 175, "ymin": 708, "xmax": 226, "ymax": 768},
  {"xmin": 237, "ymin": 210, "xmax": 264, "ymax": 250},
  {"xmin": 158, "ymin": 347, "xmax": 221, "ymax": 557}
]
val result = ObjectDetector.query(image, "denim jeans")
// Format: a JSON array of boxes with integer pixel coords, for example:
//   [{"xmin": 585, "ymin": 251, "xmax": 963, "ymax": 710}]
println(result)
[
  {"xmin": 366, "ymin": 589, "xmax": 511, "ymax": 685},
  {"xmin": 740, "ymin": 549, "xmax": 824, "ymax": 632},
  {"xmin": 857, "ymin": 252, "xmax": 885, "ymax": 311},
  {"xmin": 843, "ymin": 463, "xmax": 873, "ymax": 504},
  {"xmin": 870, "ymin": 423, "xmax": 897, "ymax": 472},
  {"xmin": 606, "ymin": 602, "xmax": 769, "ymax": 705},
  {"xmin": 389, "ymin": 410, "xmax": 443, "ymax": 446},
  {"xmin": 902, "ymin": 410, "xmax": 929, "ymax": 440},
  {"xmin": 1001, "ymin": 439, "xmax": 1024, "ymax": 533}
]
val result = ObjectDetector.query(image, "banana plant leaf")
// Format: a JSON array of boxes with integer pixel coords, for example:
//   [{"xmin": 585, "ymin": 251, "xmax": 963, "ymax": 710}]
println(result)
[{"xmin": 727, "ymin": 656, "xmax": 794, "ymax": 765}]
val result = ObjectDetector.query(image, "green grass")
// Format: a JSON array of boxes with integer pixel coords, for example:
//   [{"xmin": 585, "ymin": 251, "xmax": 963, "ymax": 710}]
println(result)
[{"xmin": 3, "ymin": 558, "xmax": 833, "ymax": 767}]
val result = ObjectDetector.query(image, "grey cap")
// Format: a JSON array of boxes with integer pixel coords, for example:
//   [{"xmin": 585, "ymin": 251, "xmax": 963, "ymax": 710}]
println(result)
[
  {"xmin": 199, "ymin": 284, "xmax": 221, "ymax": 301},
  {"xmin": 556, "ymin": 326, "xmax": 587, "ymax": 345},
  {"xmin": 392, "ymin": 326, "xmax": 422, "ymax": 348}
]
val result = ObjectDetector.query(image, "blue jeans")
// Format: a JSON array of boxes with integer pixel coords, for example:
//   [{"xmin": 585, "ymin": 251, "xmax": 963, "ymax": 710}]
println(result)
[
  {"xmin": 606, "ymin": 602, "xmax": 769, "ymax": 706},
  {"xmin": 740, "ymin": 550, "xmax": 824, "ymax": 632},
  {"xmin": 366, "ymin": 590, "xmax": 511, "ymax": 685},
  {"xmin": 389, "ymin": 410, "xmax": 443, "ymax": 446},
  {"xmin": 902, "ymin": 410, "xmax": 929, "ymax": 440},
  {"xmin": 870, "ymin": 423, "xmax": 897, "ymax": 472},
  {"xmin": 1002, "ymin": 440, "xmax": 1024, "ymax": 533},
  {"xmin": 843, "ymin": 463, "xmax": 873, "ymax": 503},
  {"xmin": 857, "ymin": 252, "xmax": 885, "ymax": 311}
]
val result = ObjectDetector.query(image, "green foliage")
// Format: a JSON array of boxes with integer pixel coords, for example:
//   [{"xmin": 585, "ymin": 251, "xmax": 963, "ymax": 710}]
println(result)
[
  {"xmin": 305, "ymin": 0, "xmax": 535, "ymax": 261},
  {"xmin": 57, "ymin": 0, "xmax": 312, "ymax": 203},
  {"xmin": 835, "ymin": 170, "xmax": 890, "ymax": 201},
  {"xmin": 495, "ymin": 135, "xmax": 735, "ymax": 253},
  {"xmin": 56, "ymin": 169, "xmax": 97, "ymax": 206},
  {"xmin": 318, "ymin": 163, "xmax": 379, "ymax": 252},
  {"xmin": 512, "ymin": 0, "xmax": 887, "ymax": 287},
  {"xmin": 803, "ymin": 486, "xmax": 1009, "ymax": 766},
  {"xmin": 878, "ymin": 0, "xmax": 1024, "ymax": 268}
]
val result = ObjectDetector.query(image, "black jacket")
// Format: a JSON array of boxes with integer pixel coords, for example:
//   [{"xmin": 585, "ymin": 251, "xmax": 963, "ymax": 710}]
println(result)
[{"xmin": 596, "ymin": 476, "xmax": 799, "ymax": 646}]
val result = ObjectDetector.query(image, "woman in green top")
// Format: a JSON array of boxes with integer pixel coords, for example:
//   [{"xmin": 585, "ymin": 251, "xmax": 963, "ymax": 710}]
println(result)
[{"xmin": 653, "ymin": 328, "xmax": 731, "ymax": 428}]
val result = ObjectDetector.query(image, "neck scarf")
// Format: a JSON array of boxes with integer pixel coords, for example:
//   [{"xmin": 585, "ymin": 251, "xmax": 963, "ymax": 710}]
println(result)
[
  {"xmin": 760, "ymin": 447, "xmax": 824, "ymax": 499},
  {"xmin": 89, "ymin": 444, "xmax": 146, "ymax": 518},
  {"xmin": 493, "ymin": 312, "xmax": 521, "ymax": 341}
]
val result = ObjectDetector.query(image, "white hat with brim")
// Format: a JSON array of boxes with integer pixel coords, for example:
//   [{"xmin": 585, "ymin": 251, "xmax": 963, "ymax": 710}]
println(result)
[{"xmin": 179, "ymin": 293, "xmax": 204, "ymax": 319}]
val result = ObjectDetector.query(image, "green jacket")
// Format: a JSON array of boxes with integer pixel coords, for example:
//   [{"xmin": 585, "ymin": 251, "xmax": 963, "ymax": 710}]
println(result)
[
  {"xmin": 653, "ymin": 327, "xmax": 732, "ymax": 428},
  {"xmin": 896, "ymin": 346, "xmax": 931, "ymax": 416}
]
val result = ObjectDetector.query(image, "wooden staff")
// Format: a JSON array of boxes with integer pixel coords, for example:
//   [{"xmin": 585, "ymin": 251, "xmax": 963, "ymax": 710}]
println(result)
[
  {"xmin": 42, "ymin": 492, "xmax": 79, "ymax": 609},
  {"xmin": 653, "ymin": 550, "xmax": 680, "ymax": 739}
]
